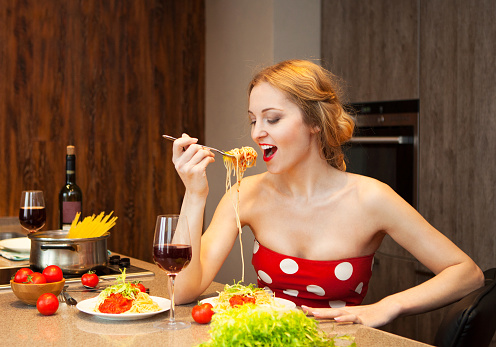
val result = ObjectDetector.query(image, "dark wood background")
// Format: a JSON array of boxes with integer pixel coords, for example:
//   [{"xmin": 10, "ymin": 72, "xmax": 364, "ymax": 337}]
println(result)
[
  {"xmin": 322, "ymin": 0, "xmax": 496, "ymax": 345},
  {"xmin": 0, "ymin": 0, "xmax": 205, "ymax": 262}
]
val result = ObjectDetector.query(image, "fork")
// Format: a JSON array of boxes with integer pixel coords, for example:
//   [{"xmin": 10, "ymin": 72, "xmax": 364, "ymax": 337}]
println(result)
[
  {"xmin": 59, "ymin": 286, "xmax": 77, "ymax": 306},
  {"xmin": 162, "ymin": 135, "xmax": 235, "ymax": 159}
]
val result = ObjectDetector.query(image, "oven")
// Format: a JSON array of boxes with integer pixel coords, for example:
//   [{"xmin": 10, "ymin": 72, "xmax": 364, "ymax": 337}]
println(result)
[{"xmin": 344, "ymin": 100, "xmax": 419, "ymax": 209}]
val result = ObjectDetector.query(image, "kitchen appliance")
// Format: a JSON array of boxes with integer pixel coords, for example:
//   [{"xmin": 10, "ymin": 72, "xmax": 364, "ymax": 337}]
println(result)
[
  {"xmin": 344, "ymin": 99, "xmax": 419, "ymax": 208},
  {"xmin": 0, "ymin": 254, "xmax": 154, "ymax": 291},
  {"xmin": 28, "ymin": 230, "xmax": 109, "ymax": 275}
]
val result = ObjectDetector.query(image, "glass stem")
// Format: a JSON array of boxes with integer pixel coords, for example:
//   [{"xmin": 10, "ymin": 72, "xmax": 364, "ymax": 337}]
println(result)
[{"xmin": 168, "ymin": 273, "xmax": 177, "ymax": 324}]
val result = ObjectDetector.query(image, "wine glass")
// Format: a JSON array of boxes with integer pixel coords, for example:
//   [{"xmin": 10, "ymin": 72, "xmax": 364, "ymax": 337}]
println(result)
[
  {"xmin": 153, "ymin": 214, "xmax": 192, "ymax": 330},
  {"xmin": 19, "ymin": 190, "xmax": 46, "ymax": 233}
]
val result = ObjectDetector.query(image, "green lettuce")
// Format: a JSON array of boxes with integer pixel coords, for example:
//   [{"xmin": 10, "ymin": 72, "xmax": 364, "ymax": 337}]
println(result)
[{"xmin": 197, "ymin": 304, "xmax": 356, "ymax": 347}]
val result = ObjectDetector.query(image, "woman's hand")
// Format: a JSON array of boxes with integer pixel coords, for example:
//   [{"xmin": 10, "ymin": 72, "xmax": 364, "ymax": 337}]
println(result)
[
  {"xmin": 172, "ymin": 134, "xmax": 215, "ymax": 197},
  {"xmin": 302, "ymin": 301, "xmax": 400, "ymax": 328}
]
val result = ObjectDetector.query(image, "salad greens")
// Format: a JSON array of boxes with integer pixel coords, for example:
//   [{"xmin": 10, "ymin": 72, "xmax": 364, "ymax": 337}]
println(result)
[
  {"xmin": 219, "ymin": 281, "xmax": 263, "ymax": 295},
  {"xmin": 197, "ymin": 304, "xmax": 356, "ymax": 347},
  {"xmin": 99, "ymin": 268, "xmax": 140, "ymax": 300}
]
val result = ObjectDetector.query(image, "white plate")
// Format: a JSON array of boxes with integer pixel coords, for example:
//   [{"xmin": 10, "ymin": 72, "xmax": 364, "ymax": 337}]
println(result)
[
  {"xmin": 0, "ymin": 237, "xmax": 30, "ymax": 253},
  {"xmin": 201, "ymin": 296, "xmax": 296, "ymax": 309},
  {"xmin": 76, "ymin": 295, "xmax": 171, "ymax": 321}
]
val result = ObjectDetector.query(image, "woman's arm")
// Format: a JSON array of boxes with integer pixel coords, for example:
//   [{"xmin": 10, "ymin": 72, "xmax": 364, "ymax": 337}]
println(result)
[
  {"xmin": 304, "ymin": 181, "xmax": 484, "ymax": 327},
  {"xmin": 169, "ymin": 134, "xmax": 243, "ymax": 304},
  {"xmin": 174, "ymin": 191, "xmax": 241, "ymax": 304}
]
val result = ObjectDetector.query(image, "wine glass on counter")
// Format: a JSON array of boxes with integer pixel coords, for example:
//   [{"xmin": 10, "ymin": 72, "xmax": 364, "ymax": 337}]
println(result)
[
  {"xmin": 153, "ymin": 214, "xmax": 192, "ymax": 330},
  {"xmin": 19, "ymin": 190, "xmax": 46, "ymax": 233}
]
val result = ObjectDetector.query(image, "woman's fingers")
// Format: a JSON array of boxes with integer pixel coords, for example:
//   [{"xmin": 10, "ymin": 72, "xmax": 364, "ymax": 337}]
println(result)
[
  {"xmin": 301, "ymin": 305, "xmax": 361, "ymax": 324},
  {"xmin": 172, "ymin": 134, "xmax": 215, "ymax": 167},
  {"xmin": 172, "ymin": 134, "xmax": 198, "ymax": 161}
]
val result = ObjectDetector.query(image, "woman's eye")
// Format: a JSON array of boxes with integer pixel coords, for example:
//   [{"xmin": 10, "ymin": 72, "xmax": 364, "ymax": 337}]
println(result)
[{"xmin": 267, "ymin": 118, "xmax": 280, "ymax": 124}]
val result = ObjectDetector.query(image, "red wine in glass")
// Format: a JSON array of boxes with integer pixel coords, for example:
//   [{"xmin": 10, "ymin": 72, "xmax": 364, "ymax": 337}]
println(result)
[
  {"xmin": 19, "ymin": 206, "xmax": 46, "ymax": 231},
  {"xmin": 153, "ymin": 214, "xmax": 192, "ymax": 330},
  {"xmin": 19, "ymin": 190, "xmax": 46, "ymax": 233},
  {"xmin": 153, "ymin": 244, "xmax": 192, "ymax": 273}
]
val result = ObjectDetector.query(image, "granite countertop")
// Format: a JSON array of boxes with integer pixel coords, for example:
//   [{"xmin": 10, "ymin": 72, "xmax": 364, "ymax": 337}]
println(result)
[{"xmin": 0, "ymin": 255, "xmax": 432, "ymax": 347}]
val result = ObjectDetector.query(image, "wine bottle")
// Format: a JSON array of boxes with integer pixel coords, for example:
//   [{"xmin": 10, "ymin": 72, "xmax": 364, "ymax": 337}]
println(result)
[{"xmin": 59, "ymin": 145, "xmax": 83, "ymax": 230}]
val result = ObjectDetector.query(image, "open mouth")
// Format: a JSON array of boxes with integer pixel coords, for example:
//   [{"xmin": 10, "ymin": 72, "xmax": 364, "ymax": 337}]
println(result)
[{"xmin": 260, "ymin": 145, "xmax": 277, "ymax": 161}]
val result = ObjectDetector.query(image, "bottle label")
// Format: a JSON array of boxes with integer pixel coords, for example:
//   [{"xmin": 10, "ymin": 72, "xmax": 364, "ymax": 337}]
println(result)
[{"xmin": 62, "ymin": 201, "xmax": 82, "ymax": 225}]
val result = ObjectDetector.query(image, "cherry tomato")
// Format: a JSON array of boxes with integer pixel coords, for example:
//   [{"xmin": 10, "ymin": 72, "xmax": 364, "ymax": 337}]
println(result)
[
  {"xmin": 81, "ymin": 271, "xmax": 99, "ymax": 288},
  {"xmin": 27, "ymin": 272, "xmax": 47, "ymax": 284},
  {"xmin": 42, "ymin": 265, "xmax": 63, "ymax": 283},
  {"xmin": 13, "ymin": 268, "xmax": 33, "ymax": 283},
  {"xmin": 192, "ymin": 302, "xmax": 214, "ymax": 324},
  {"xmin": 131, "ymin": 282, "xmax": 146, "ymax": 293},
  {"xmin": 36, "ymin": 293, "xmax": 59, "ymax": 316}
]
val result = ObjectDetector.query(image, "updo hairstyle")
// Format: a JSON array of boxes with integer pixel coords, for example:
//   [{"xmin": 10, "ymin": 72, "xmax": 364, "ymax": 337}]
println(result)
[{"xmin": 248, "ymin": 60, "xmax": 354, "ymax": 170}]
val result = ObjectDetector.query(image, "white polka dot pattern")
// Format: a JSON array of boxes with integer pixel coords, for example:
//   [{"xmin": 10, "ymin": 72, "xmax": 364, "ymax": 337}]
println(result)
[
  {"xmin": 306, "ymin": 285, "xmax": 325, "ymax": 296},
  {"xmin": 253, "ymin": 241, "xmax": 259, "ymax": 254},
  {"xmin": 280, "ymin": 258, "xmax": 299, "ymax": 274},
  {"xmin": 258, "ymin": 270, "xmax": 272, "ymax": 284},
  {"xmin": 355, "ymin": 282, "xmax": 363, "ymax": 294},
  {"xmin": 329, "ymin": 300, "xmax": 346, "ymax": 308},
  {"xmin": 334, "ymin": 262, "xmax": 353, "ymax": 281},
  {"xmin": 251, "ymin": 240, "xmax": 375, "ymax": 308},
  {"xmin": 283, "ymin": 289, "xmax": 299, "ymax": 297}
]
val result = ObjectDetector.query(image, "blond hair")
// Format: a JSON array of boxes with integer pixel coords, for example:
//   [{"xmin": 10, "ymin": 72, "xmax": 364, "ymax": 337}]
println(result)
[{"xmin": 248, "ymin": 60, "xmax": 354, "ymax": 170}]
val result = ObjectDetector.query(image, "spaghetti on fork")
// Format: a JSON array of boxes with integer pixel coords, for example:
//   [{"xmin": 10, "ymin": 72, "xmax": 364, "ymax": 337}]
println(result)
[{"xmin": 223, "ymin": 146, "xmax": 257, "ymax": 282}]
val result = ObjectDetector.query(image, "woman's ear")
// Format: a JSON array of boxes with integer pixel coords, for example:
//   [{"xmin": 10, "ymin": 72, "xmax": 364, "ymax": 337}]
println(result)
[{"xmin": 310, "ymin": 126, "xmax": 321, "ymax": 134}]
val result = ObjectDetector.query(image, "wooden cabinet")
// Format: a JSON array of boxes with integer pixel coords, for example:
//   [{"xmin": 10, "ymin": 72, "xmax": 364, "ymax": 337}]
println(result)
[
  {"xmin": 321, "ymin": 0, "xmax": 419, "ymax": 102},
  {"xmin": 322, "ymin": 0, "xmax": 496, "ymax": 345}
]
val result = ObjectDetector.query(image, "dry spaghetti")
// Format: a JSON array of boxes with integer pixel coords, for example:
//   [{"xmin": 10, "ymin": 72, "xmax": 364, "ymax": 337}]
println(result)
[
  {"xmin": 223, "ymin": 147, "xmax": 257, "ymax": 282},
  {"xmin": 66, "ymin": 211, "xmax": 117, "ymax": 239}
]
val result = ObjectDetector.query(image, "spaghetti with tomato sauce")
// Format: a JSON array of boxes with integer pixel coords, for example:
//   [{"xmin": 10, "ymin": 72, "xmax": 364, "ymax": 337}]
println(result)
[
  {"xmin": 93, "ymin": 269, "xmax": 161, "ymax": 314},
  {"xmin": 98, "ymin": 293, "xmax": 133, "ymax": 314}
]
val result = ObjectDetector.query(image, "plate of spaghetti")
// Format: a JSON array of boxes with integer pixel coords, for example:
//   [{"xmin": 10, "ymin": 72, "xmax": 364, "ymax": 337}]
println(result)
[
  {"xmin": 76, "ymin": 269, "xmax": 170, "ymax": 320},
  {"xmin": 201, "ymin": 282, "xmax": 296, "ymax": 314},
  {"xmin": 77, "ymin": 295, "xmax": 170, "ymax": 321}
]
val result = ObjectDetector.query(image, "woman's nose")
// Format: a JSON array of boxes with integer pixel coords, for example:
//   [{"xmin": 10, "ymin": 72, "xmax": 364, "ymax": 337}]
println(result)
[{"xmin": 251, "ymin": 122, "xmax": 267, "ymax": 141}]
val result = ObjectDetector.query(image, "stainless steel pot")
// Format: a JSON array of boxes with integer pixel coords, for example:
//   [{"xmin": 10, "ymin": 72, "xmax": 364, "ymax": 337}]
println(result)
[{"xmin": 28, "ymin": 230, "xmax": 110, "ymax": 275}]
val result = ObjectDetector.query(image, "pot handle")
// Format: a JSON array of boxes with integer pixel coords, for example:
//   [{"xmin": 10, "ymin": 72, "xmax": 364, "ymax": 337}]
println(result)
[{"xmin": 40, "ymin": 244, "xmax": 77, "ymax": 251}]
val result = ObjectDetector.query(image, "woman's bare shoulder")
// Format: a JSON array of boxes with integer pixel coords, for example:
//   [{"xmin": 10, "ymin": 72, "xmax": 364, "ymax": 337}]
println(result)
[
  {"xmin": 237, "ymin": 172, "xmax": 270, "ymax": 193},
  {"xmin": 347, "ymin": 173, "xmax": 402, "ymax": 209}
]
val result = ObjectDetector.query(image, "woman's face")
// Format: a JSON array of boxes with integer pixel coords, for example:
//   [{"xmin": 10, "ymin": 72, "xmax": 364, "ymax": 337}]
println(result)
[{"xmin": 249, "ymin": 82, "xmax": 316, "ymax": 174}]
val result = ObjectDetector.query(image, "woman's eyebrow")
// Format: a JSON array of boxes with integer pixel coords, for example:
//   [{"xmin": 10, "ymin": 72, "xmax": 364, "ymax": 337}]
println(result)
[{"xmin": 248, "ymin": 107, "xmax": 283, "ymax": 115}]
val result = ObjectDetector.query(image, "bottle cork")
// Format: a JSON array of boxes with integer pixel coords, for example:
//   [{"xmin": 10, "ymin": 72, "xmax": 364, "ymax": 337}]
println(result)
[{"xmin": 67, "ymin": 145, "xmax": 75, "ymax": 155}]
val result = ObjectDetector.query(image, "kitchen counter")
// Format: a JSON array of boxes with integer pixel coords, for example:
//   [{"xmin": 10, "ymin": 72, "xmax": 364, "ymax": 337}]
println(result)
[{"xmin": 0, "ymin": 256, "xmax": 432, "ymax": 347}]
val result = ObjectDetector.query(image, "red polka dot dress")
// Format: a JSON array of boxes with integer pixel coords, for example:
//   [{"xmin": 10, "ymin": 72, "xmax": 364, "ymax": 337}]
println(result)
[{"xmin": 252, "ymin": 240, "xmax": 374, "ymax": 308}]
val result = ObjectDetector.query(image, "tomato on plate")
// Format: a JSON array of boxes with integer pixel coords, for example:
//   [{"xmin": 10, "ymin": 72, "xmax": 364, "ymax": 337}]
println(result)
[
  {"xmin": 27, "ymin": 272, "xmax": 46, "ymax": 284},
  {"xmin": 229, "ymin": 295, "xmax": 256, "ymax": 307},
  {"xmin": 131, "ymin": 282, "xmax": 146, "ymax": 293},
  {"xmin": 13, "ymin": 268, "xmax": 33, "ymax": 283},
  {"xmin": 192, "ymin": 302, "xmax": 214, "ymax": 324},
  {"xmin": 42, "ymin": 265, "xmax": 63, "ymax": 283},
  {"xmin": 81, "ymin": 271, "xmax": 99, "ymax": 288},
  {"xmin": 98, "ymin": 293, "xmax": 133, "ymax": 314},
  {"xmin": 37, "ymin": 293, "xmax": 59, "ymax": 316}
]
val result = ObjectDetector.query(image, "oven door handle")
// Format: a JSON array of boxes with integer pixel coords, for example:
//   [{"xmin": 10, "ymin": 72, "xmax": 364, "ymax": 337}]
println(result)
[{"xmin": 349, "ymin": 136, "xmax": 414, "ymax": 144}]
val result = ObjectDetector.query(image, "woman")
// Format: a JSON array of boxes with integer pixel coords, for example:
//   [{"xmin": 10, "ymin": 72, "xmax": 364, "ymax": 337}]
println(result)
[{"xmin": 171, "ymin": 60, "xmax": 483, "ymax": 327}]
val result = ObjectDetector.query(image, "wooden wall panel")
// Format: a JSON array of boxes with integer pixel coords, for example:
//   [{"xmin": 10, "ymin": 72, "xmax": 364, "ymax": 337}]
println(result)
[
  {"xmin": 419, "ymin": 0, "xmax": 496, "ymax": 272},
  {"xmin": 321, "ymin": 0, "xmax": 419, "ymax": 102},
  {"xmin": 323, "ymin": 0, "xmax": 496, "ymax": 345},
  {"xmin": 0, "ymin": 0, "xmax": 205, "ymax": 263}
]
